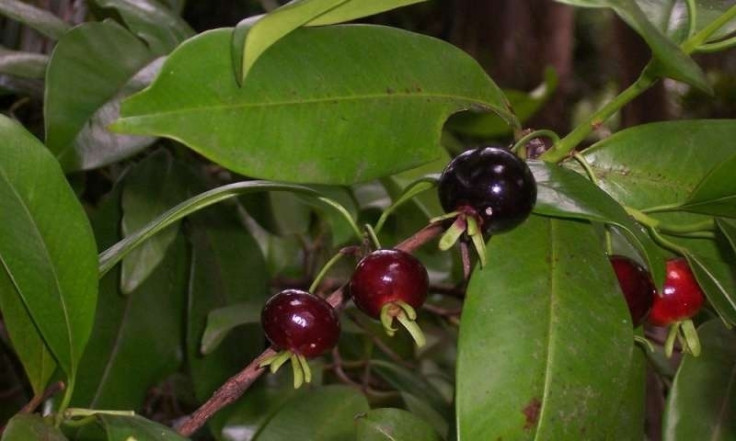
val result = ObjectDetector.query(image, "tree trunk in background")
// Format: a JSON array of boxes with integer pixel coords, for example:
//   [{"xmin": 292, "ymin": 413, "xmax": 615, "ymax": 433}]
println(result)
[
  {"xmin": 613, "ymin": 15, "xmax": 670, "ymax": 127},
  {"xmin": 450, "ymin": 0, "xmax": 575, "ymax": 132}
]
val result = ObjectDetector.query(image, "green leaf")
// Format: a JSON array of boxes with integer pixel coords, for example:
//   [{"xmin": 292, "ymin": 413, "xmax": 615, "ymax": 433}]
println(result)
[
  {"xmin": 356, "ymin": 408, "xmax": 442, "ymax": 441},
  {"xmin": 556, "ymin": 0, "xmax": 709, "ymax": 90},
  {"xmin": 98, "ymin": 414, "xmax": 188, "ymax": 441},
  {"xmin": 686, "ymin": 252, "xmax": 736, "ymax": 326},
  {"xmin": 113, "ymin": 26, "xmax": 517, "ymax": 184},
  {"xmin": 253, "ymin": 386, "xmax": 370, "ymax": 441},
  {"xmin": 308, "ymin": 0, "xmax": 427, "ymax": 25},
  {"xmin": 72, "ymin": 187, "xmax": 187, "ymax": 409},
  {"xmin": 607, "ymin": 338, "xmax": 647, "ymax": 440},
  {"xmin": 371, "ymin": 360, "xmax": 451, "ymax": 421},
  {"xmin": 457, "ymin": 216, "xmax": 633, "ymax": 439},
  {"xmin": 0, "ymin": 116, "xmax": 98, "ymax": 381},
  {"xmin": 531, "ymin": 161, "xmax": 667, "ymax": 288},
  {"xmin": 0, "ymin": 0, "xmax": 70, "ymax": 40},
  {"xmin": 201, "ymin": 301, "xmax": 262, "ymax": 355},
  {"xmin": 447, "ymin": 67, "xmax": 558, "ymax": 137},
  {"xmin": 1, "ymin": 414, "xmax": 67, "ymax": 441},
  {"xmin": 579, "ymin": 120, "xmax": 736, "ymax": 210},
  {"xmin": 235, "ymin": 0, "xmax": 348, "ymax": 83},
  {"xmin": 0, "ymin": 266, "xmax": 55, "ymax": 396},
  {"xmin": 91, "ymin": 0, "xmax": 194, "ymax": 55},
  {"xmin": 0, "ymin": 47, "xmax": 48, "ymax": 79},
  {"xmin": 186, "ymin": 203, "xmax": 269, "ymax": 432},
  {"xmin": 121, "ymin": 150, "xmax": 191, "ymax": 294},
  {"xmin": 664, "ymin": 320, "xmax": 736, "ymax": 440},
  {"xmin": 717, "ymin": 218, "xmax": 736, "ymax": 253},
  {"xmin": 219, "ymin": 384, "xmax": 300, "ymax": 440},
  {"xmin": 98, "ymin": 181, "xmax": 322, "ymax": 277},
  {"xmin": 45, "ymin": 21, "xmax": 155, "ymax": 172},
  {"xmin": 681, "ymin": 152, "xmax": 736, "ymax": 217}
]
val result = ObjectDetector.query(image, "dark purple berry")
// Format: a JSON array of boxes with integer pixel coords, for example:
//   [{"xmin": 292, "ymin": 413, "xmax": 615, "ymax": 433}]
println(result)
[
  {"xmin": 261, "ymin": 289, "xmax": 340, "ymax": 358},
  {"xmin": 438, "ymin": 146, "xmax": 536, "ymax": 234},
  {"xmin": 610, "ymin": 255, "xmax": 655, "ymax": 327}
]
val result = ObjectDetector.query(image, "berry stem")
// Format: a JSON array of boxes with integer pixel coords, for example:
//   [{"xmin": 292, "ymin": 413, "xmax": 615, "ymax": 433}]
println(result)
[
  {"xmin": 365, "ymin": 224, "xmax": 382, "ymax": 249},
  {"xmin": 374, "ymin": 177, "xmax": 439, "ymax": 234},
  {"xmin": 309, "ymin": 251, "xmax": 346, "ymax": 294},
  {"xmin": 510, "ymin": 129, "xmax": 561, "ymax": 157}
]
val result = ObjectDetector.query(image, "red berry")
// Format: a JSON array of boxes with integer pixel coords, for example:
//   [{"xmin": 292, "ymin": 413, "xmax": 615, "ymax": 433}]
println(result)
[
  {"xmin": 261, "ymin": 289, "xmax": 340, "ymax": 358},
  {"xmin": 610, "ymin": 255, "xmax": 655, "ymax": 327},
  {"xmin": 438, "ymin": 146, "xmax": 536, "ymax": 234},
  {"xmin": 349, "ymin": 249, "xmax": 429, "ymax": 318},
  {"xmin": 648, "ymin": 259, "xmax": 705, "ymax": 326}
]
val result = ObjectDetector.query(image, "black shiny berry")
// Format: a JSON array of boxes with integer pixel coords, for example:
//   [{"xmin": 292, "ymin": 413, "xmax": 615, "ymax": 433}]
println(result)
[
  {"xmin": 261, "ymin": 289, "xmax": 340, "ymax": 358},
  {"xmin": 349, "ymin": 249, "xmax": 429, "ymax": 318},
  {"xmin": 438, "ymin": 146, "xmax": 536, "ymax": 234}
]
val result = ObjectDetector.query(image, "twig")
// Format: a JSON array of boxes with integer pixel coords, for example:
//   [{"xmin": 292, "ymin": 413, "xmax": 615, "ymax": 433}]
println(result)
[
  {"xmin": 175, "ymin": 222, "xmax": 445, "ymax": 436},
  {"xmin": 20, "ymin": 381, "xmax": 65, "ymax": 414}
]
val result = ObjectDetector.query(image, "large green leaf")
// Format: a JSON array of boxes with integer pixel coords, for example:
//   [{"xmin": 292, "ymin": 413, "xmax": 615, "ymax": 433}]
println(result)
[
  {"xmin": 234, "ymin": 0, "xmax": 426, "ymax": 82},
  {"xmin": 1, "ymin": 414, "xmax": 67, "ymax": 441},
  {"xmin": 112, "ymin": 26, "xmax": 517, "ymax": 185},
  {"xmin": 457, "ymin": 216, "xmax": 633, "ymax": 440},
  {"xmin": 0, "ymin": 0, "xmax": 70, "ymax": 40},
  {"xmin": 556, "ymin": 0, "xmax": 709, "ymax": 90},
  {"xmin": 578, "ymin": 120, "xmax": 736, "ymax": 210},
  {"xmin": 200, "ymin": 301, "xmax": 262, "ymax": 355},
  {"xmin": 607, "ymin": 339, "xmax": 647, "ymax": 440},
  {"xmin": 0, "ymin": 116, "xmax": 98, "ymax": 382},
  {"xmin": 253, "ymin": 386, "xmax": 370, "ymax": 441},
  {"xmin": 121, "ymin": 150, "xmax": 190, "ymax": 293},
  {"xmin": 186, "ymin": 203, "xmax": 270, "ymax": 432},
  {"xmin": 356, "ymin": 408, "xmax": 442, "ymax": 441},
  {"xmin": 45, "ymin": 21, "xmax": 155, "ymax": 172},
  {"xmin": 98, "ymin": 414, "xmax": 188, "ymax": 441},
  {"xmin": 680, "ymin": 152, "xmax": 736, "ymax": 217},
  {"xmin": 0, "ymin": 47, "xmax": 48, "ymax": 79},
  {"xmin": 664, "ymin": 320, "xmax": 736, "ymax": 440},
  {"xmin": 532, "ymin": 161, "xmax": 667, "ymax": 288},
  {"xmin": 90, "ymin": 0, "xmax": 194, "ymax": 55},
  {"xmin": 72, "ymin": 187, "xmax": 187, "ymax": 410}
]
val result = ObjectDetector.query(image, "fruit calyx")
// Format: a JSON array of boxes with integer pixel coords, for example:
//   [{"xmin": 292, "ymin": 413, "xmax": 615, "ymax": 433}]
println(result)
[
  {"xmin": 260, "ymin": 289, "xmax": 340, "ymax": 387},
  {"xmin": 349, "ymin": 249, "xmax": 429, "ymax": 347}
]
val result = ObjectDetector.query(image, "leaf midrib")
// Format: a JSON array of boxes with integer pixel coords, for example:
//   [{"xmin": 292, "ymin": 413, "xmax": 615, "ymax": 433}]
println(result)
[
  {"xmin": 589, "ymin": 164, "xmax": 693, "ymax": 193},
  {"xmin": 534, "ymin": 219, "xmax": 558, "ymax": 438},
  {"xmin": 0, "ymin": 166, "xmax": 74, "ymax": 374},
  {"xmin": 120, "ymin": 92, "xmax": 495, "ymax": 119}
]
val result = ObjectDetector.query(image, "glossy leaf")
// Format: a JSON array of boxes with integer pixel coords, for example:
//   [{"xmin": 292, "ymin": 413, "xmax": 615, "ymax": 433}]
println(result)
[
  {"xmin": 356, "ymin": 408, "xmax": 441, "ymax": 441},
  {"xmin": 717, "ymin": 218, "xmax": 736, "ymax": 253},
  {"xmin": 447, "ymin": 67, "xmax": 558, "ymax": 137},
  {"xmin": 681, "ymin": 152, "xmax": 736, "ymax": 217},
  {"xmin": 0, "ymin": 116, "xmax": 98, "ymax": 381},
  {"xmin": 98, "ymin": 414, "xmax": 188, "ymax": 441},
  {"xmin": 91, "ymin": 0, "xmax": 194, "ymax": 55},
  {"xmin": 186, "ymin": 204, "xmax": 269, "ymax": 433},
  {"xmin": 457, "ymin": 216, "xmax": 633, "ymax": 440},
  {"xmin": 0, "ymin": 266, "xmax": 55, "ymax": 396},
  {"xmin": 121, "ymin": 150, "xmax": 191, "ymax": 293},
  {"xmin": 113, "ymin": 26, "xmax": 517, "ymax": 184},
  {"xmin": 531, "ymin": 161, "xmax": 666, "ymax": 288},
  {"xmin": 664, "ymin": 320, "xmax": 736, "ymax": 440},
  {"xmin": 73, "ymin": 187, "xmax": 187, "ymax": 410},
  {"xmin": 45, "ymin": 21, "xmax": 155, "ymax": 172},
  {"xmin": 578, "ymin": 120, "xmax": 736, "ymax": 210},
  {"xmin": 253, "ymin": 386, "xmax": 370, "ymax": 441},
  {"xmin": 201, "ymin": 302, "xmax": 262, "ymax": 355},
  {"xmin": 235, "ymin": 0, "xmax": 426, "ymax": 82},
  {"xmin": 607, "ymin": 338, "xmax": 647, "ymax": 440},
  {"xmin": 0, "ymin": 0, "xmax": 70, "ymax": 40},
  {"xmin": 1, "ymin": 414, "xmax": 67, "ymax": 441},
  {"xmin": 0, "ymin": 47, "xmax": 47, "ymax": 79},
  {"xmin": 556, "ymin": 0, "xmax": 709, "ymax": 90}
]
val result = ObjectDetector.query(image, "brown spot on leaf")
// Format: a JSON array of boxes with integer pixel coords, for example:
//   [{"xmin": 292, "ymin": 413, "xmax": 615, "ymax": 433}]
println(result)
[{"xmin": 522, "ymin": 398, "xmax": 542, "ymax": 430}]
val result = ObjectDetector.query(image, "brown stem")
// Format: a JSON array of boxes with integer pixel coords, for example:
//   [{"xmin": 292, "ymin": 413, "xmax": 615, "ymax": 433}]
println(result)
[
  {"xmin": 20, "ymin": 381, "xmax": 65, "ymax": 414},
  {"xmin": 176, "ymin": 223, "xmax": 444, "ymax": 436}
]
